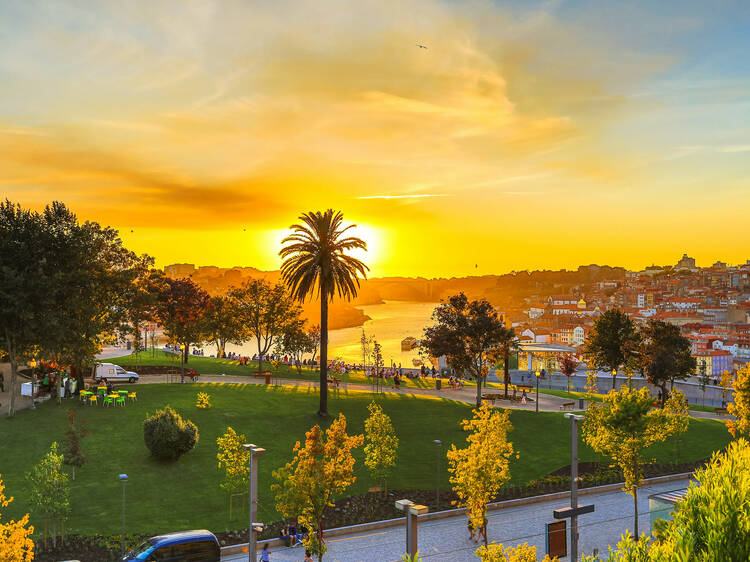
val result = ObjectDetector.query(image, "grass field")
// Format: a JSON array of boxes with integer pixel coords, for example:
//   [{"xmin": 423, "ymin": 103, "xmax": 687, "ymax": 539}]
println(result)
[{"xmin": 0, "ymin": 383, "xmax": 731, "ymax": 537}]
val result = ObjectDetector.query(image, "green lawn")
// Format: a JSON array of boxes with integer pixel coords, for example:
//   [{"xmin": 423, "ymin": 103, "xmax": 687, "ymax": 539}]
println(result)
[{"xmin": 0, "ymin": 383, "xmax": 731, "ymax": 537}]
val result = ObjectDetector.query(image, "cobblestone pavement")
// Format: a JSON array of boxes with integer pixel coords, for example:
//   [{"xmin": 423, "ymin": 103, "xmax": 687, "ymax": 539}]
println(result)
[{"xmin": 223, "ymin": 477, "xmax": 691, "ymax": 562}]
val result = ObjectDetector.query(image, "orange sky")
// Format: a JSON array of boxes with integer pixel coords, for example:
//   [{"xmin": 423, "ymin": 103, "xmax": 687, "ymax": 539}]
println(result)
[{"xmin": 2, "ymin": 1, "xmax": 749, "ymax": 276}]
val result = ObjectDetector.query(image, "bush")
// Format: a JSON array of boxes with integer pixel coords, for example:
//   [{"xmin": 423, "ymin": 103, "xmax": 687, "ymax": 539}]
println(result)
[{"xmin": 143, "ymin": 406, "xmax": 199, "ymax": 461}]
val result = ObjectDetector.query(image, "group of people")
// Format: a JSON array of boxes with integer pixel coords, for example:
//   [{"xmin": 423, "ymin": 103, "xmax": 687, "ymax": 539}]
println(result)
[{"xmin": 254, "ymin": 518, "xmax": 313, "ymax": 561}]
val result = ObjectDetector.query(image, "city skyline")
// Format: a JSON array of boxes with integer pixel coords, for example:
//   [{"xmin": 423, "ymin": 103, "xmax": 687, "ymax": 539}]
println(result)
[{"xmin": 2, "ymin": 1, "xmax": 749, "ymax": 276}]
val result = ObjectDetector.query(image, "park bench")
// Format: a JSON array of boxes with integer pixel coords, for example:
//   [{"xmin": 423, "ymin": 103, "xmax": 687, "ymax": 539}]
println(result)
[
  {"xmin": 481, "ymin": 393, "xmax": 503, "ymax": 404},
  {"xmin": 560, "ymin": 402, "xmax": 575, "ymax": 411},
  {"xmin": 327, "ymin": 377, "xmax": 341, "ymax": 388},
  {"xmin": 715, "ymin": 407, "xmax": 728, "ymax": 415},
  {"xmin": 184, "ymin": 370, "xmax": 199, "ymax": 382}
]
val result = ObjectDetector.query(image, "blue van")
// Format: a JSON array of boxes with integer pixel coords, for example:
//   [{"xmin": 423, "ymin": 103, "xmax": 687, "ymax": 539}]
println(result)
[{"xmin": 121, "ymin": 530, "xmax": 220, "ymax": 561}]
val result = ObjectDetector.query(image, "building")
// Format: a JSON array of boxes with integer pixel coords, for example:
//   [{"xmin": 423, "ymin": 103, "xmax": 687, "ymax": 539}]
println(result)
[
  {"xmin": 164, "ymin": 263, "xmax": 196, "ymax": 278},
  {"xmin": 693, "ymin": 350, "xmax": 734, "ymax": 377},
  {"xmin": 676, "ymin": 254, "xmax": 697, "ymax": 271}
]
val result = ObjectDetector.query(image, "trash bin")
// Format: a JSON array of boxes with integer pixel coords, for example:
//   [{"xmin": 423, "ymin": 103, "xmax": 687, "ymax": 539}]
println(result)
[
  {"xmin": 578, "ymin": 398, "xmax": 585, "ymax": 410},
  {"xmin": 264, "ymin": 373, "xmax": 271, "ymax": 385},
  {"xmin": 435, "ymin": 378, "xmax": 441, "ymax": 390}
]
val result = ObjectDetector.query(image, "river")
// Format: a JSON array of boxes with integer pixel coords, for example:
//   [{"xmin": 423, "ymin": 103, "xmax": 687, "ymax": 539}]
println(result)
[{"xmin": 216, "ymin": 301, "xmax": 437, "ymax": 365}]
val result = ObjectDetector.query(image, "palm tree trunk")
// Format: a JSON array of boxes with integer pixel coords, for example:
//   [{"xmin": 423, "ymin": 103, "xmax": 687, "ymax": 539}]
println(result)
[{"xmin": 319, "ymin": 296, "xmax": 329, "ymax": 417}]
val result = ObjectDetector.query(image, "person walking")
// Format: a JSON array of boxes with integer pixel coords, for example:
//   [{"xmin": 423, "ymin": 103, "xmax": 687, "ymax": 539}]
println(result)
[
  {"xmin": 304, "ymin": 550, "xmax": 313, "ymax": 562},
  {"xmin": 259, "ymin": 543, "xmax": 270, "ymax": 561}
]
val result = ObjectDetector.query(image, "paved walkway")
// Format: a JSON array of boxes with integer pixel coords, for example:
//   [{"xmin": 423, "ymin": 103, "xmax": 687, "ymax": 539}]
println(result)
[{"xmin": 222, "ymin": 477, "xmax": 692, "ymax": 561}]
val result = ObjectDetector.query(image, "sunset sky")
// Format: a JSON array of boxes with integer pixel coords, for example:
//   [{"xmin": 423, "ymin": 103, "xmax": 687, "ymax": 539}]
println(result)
[{"xmin": 2, "ymin": 0, "xmax": 749, "ymax": 277}]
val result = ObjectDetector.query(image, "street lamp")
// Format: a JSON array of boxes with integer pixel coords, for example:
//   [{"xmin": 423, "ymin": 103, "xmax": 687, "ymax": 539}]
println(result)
[
  {"xmin": 29, "ymin": 359, "xmax": 37, "ymax": 410},
  {"xmin": 395, "ymin": 499, "xmax": 429, "ymax": 558},
  {"xmin": 119, "ymin": 474, "xmax": 128, "ymax": 556},
  {"xmin": 535, "ymin": 370, "xmax": 541, "ymax": 413},
  {"xmin": 612, "ymin": 369, "xmax": 617, "ymax": 390},
  {"xmin": 242, "ymin": 443, "xmax": 266, "ymax": 562},
  {"xmin": 432, "ymin": 440, "xmax": 441, "ymax": 510}
]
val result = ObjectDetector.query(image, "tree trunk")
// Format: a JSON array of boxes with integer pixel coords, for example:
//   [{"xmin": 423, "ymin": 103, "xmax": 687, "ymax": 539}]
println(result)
[
  {"xmin": 632, "ymin": 486, "xmax": 639, "ymax": 539},
  {"xmin": 7, "ymin": 347, "xmax": 18, "ymax": 418},
  {"xmin": 319, "ymin": 296, "xmax": 329, "ymax": 417},
  {"xmin": 184, "ymin": 343, "xmax": 189, "ymax": 364},
  {"xmin": 475, "ymin": 355, "xmax": 483, "ymax": 408},
  {"xmin": 661, "ymin": 383, "xmax": 668, "ymax": 408},
  {"xmin": 612, "ymin": 371, "xmax": 617, "ymax": 390},
  {"xmin": 503, "ymin": 345, "xmax": 510, "ymax": 399},
  {"xmin": 257, "ymin": 336, "xmax": 263, "ymax": 374},
  {"xmin": 180, "ymin": 343, "xmax": 185, "ymax": 383}
]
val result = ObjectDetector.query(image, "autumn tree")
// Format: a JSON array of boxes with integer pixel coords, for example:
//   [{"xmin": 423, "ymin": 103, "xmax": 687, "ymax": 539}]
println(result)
[
  {"xmin": 727, "ymin": 364, "xmax": 750, "ymax": 437},
  {"xmin": 155, "ymin": 277, "xmax": 210, "ymax": 382},
  {"xmin": 216, "ymin": 427, "xmax": 251, "ymax": 518},
  {"xmin": 638, "ymin": 320, "xmax": 695, "ymax": 406},
  {"xmin": 720, "ymin": 369, "xmax": 734, "ymax": 407},
  {"xmin": 422, "ymin": 294, "xmax": 511, "ymax": 407},
  {"xmin": 308, "ymin": 324, "xmax": 321, "ymax": 364},
  {"xmin": 201, "ymin": 295, "xmax": 243, "ymax": 360},
  {"xmin": 275, "ymin": 318, "xmax": 313, "ymax": 374},
  {"xmin": 60, "ymin": 409, "xmax": 88, "ymax": 480},
  {"xmin": 582, "ymin": 439, "xmax": 750, "ymax": 561},
  {"xmin": 231, "ymin": 279, "xmax": 301, "ymax": 375},
  {"xmin": 364, "ymin": 402, "xmax": 399, "ymax": 494},
  {"xmin": 26, "ymin": 442, "xmax": 71, "ymax": 547},
  {"xmin": 447, "ymin": 403, "xmax": 514, "ymax": 547},
  {"xmin": 584, "ymin": 309, "xmax": 640, "ymax": 389},
  {"xmin": 272, "ymin": 413, "xmax": 364, "ymax": 561},
  {"xmin": 0, "ymin": 476, "xmax": 34, "ymax": 562},
  {"xmin": 558, "ymin": 354, "xmax": 579, "ymax": 395},
  {"xmin": 583, "ymin": 386, "xmax": 688, "ymax": 538}
]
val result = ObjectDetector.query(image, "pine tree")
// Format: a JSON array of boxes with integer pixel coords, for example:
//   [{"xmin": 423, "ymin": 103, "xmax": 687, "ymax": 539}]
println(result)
[{"xmin": 61, "ymin": 409, "xmax": 88, "ymax": 480}]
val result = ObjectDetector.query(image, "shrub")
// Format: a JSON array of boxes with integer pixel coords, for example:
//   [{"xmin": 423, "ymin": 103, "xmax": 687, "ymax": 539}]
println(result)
[
  {"xmin": 143, "ymin": 406, "xmax": 198, "ymax": 461},
  {"xmin": 196, "ymin": 392, "xmax": 211, "ymax": 409}
]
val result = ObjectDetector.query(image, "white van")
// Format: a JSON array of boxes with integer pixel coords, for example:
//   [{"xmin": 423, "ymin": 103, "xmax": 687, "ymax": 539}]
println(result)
[{"xmin": 94, "ymin": 363, "xmax": 139, "ymax": 384}]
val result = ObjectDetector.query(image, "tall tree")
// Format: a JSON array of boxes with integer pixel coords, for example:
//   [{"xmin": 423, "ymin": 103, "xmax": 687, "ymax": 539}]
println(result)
[
  {"xmin": 447, "ymin": 403, "xmax": 514, "ymax": 547},
  {"xmin": 421, "ymin": 293, "xmax": 510, "ymax": 407},
  {"xmin": 279, "ymin": 210, "xmax": 368, "ymax": 417},
  {"xmin": 201, "ymin": 295, "xmax": 243, "ymax": 360},
  {"xmin": 155, "ymin": 277, "xmax": 210, "ymax": 382},
  {"xmin": 583, "ymin": 386, "xmax": 688, "ymax": 539},
  {"xmin": 364, "ymin": 402, "xmax": 399, "ymax": 494},
  {"xmin": 638, "ymin": 320, "xmax": 695, "ymax": 406},
  {"xmin": 25, "ymin": 442, "xmax": 71, "ymax": 547},
  {"xmin": 308, "ymin": 324, "xmax": 321, "ymax": 364},
  {"xmin": 275, "ymin": 319, "xmax": 314, "ymax": 374},
  {"xmin": 0, "ymin": 201, "xmax": 46, "ymax": 417},
  {"xmin": 559, "ymin": 354, "xmax": 579, "ymax": 396},
  {"xmin": 231, "ymin": 279, "xmax": 301, "ymax": 374},
  {"xmin": 584, "ymin": 309, "xmax": 640, "ymax": 389},
  {"xmin": 272, "ymin": 413, "xmax": 364, "ymax": 561}
]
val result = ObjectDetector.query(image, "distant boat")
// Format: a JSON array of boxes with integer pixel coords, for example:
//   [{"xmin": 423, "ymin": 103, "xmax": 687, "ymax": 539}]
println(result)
[{"xmin": 401, "ymin": 336, "xmax": 418, "ymax": 351}]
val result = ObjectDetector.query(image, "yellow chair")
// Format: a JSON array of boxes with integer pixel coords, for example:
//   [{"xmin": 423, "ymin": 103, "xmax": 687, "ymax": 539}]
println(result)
[
  {"xmin": 128, "ymin": 392, "xmax": 137, "ymax": 402},
  {"xmin": 88, "ymin": 394, "xmax": 97, "ymax": 405}
]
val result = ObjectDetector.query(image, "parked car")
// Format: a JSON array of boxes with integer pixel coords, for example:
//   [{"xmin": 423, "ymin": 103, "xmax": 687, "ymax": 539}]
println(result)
[
  {"xmin": 94, "ymin": 363, "xmax": 139, "ymax": 384},
  {"xmin": 121, "ymin": 529, "xmax": 220, "ymax": 561}
]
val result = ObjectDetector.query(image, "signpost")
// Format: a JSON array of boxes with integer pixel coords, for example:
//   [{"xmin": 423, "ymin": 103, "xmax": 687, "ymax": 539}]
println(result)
[{"xmin": 395, "ymin": 499, "xmax": 428, "ymax": 557}]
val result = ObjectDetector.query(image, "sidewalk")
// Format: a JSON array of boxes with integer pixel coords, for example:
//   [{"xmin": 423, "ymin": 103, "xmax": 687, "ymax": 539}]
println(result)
[{"xmin": 222, "ymin": 477, "xmax": 692, "ymax": 561}]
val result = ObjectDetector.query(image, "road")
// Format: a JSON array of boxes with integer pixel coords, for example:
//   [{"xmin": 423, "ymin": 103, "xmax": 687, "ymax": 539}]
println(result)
[{"xmin": 222, "ymin": 477, "xmax": 691, "ymax": 562}]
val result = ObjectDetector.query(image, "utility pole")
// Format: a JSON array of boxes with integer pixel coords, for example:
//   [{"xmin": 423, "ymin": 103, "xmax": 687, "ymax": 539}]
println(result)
[{"xmin": 119, "ymin": 474, "xmax": 128, "ymax": 556}]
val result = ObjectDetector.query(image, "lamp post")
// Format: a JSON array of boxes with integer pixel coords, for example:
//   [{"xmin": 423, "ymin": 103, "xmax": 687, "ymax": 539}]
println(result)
[
  {"xmin": 243, "ymin": 443, "xmax": 266, "ymax": 562},
  {"xmin": 612, "ymin": 369, "xmax": 617, "ymax": 390},
  {"xmin": 395, "ymin": 499, "xmax": 429, "ymax": 557},
  {"xmin": 432, "ymin": 440, "xmax": 441, "ymax": 510},
  {"xmin": 119, "ymin": 474, "xmax": 128, "ymax": 556},
  {"xmin": 535, "ymin": 370, "xmax": 541, "ymax": 413},
  {"xmin": 29, "ymin": 359, "xmax": 37, "ymax": 410}
]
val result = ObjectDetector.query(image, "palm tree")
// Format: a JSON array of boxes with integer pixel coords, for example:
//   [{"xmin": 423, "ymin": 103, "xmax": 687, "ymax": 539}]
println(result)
[{"xmin": 279, "ymin": 210, "xmax": 368, "ymax": 416}]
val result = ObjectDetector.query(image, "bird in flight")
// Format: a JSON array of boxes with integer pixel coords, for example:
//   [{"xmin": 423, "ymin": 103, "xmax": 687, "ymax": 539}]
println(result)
[{"xmin": 416, "ymin": 43, "xmax": 428, "ymax": 49}]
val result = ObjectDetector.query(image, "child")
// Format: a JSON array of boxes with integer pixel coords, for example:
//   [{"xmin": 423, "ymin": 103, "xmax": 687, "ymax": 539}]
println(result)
[{"xmin": 259, "ymin": 543, "xmax": 270, "ymax": 561}]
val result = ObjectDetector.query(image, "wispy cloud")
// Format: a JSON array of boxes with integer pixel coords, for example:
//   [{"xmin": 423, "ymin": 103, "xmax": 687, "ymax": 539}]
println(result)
[{"xmin": 357, "ymin": 194, "xmax": 450, "ymax": 200}]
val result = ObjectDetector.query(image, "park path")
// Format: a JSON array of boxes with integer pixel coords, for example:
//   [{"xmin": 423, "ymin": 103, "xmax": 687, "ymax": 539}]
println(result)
[{"xmin": 222, "ymin": 477, "xmax": 692, "ymax": 561}]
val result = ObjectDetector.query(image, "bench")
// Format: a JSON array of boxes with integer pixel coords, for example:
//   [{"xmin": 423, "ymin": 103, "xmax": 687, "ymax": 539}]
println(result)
[
  {"xmin": 481, "ymin": 393, "xmax": 503, "ymax": 404},
  {"xmin": 560, "ymin": 402, "xmax": 575, "ymax": 411},
  {"xmin": 715, "ymin": 407, "xmax": 728, "ymax": 415},
  {"xmin": 327, "ymin": 377, "xmax": 341, "ymax": 388},
  {"xmin": 184, "ymin": 370, "xmax": 199, "ymax": 382}
]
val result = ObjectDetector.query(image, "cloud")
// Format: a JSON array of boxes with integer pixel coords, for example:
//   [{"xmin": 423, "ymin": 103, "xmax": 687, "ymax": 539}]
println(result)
[{"xmin": 357, "ymin": 194, "xmax": 450, "ymax": 200}]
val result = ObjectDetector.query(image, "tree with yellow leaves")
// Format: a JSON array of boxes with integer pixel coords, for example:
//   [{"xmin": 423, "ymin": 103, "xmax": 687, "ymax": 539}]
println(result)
[
  {"xmin": 583, "ymin": 386, "xmax": 688, "ymax": 539},
  {"xmin": 26, "ymin": 442, "xmax": 70, "ymax": 547},
  {"xmin": 0, "ymin": 476, "xmax": 34, "ymax": 562},
  {"xmin": 272, "ymin": 413, "xmax": 364, "ymax": 561},
  {"xmin": 216, "ymin": 427, "xmax": 250, "ymax": 518},
  {"xmin": 727, "ymin": 364, "xmax": 750, "ymax": 437},
  {"xmin": 447, "ymin": 402, "xmax": 514, "ymax": 547},
  {"xmin": 476, "ymin": 542, "xmax": 556, "ymax": 561},
  {"xmin": 364, "ymin": 401, "xmax": 399, "ymax": 494}
]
